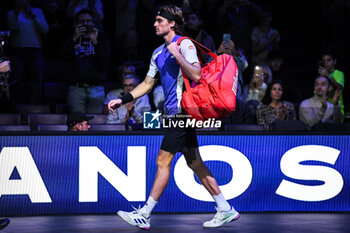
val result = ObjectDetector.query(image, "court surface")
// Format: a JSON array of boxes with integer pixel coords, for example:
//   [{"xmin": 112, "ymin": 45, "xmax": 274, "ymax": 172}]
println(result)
[{"xmin": 1, "ymin": 213, "xmax": 349, "ymax": 233}]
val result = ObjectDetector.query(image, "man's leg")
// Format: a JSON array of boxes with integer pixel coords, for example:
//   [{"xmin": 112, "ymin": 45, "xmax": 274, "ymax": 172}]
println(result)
[
  {"xmin": 117, "ymin": 149, "xmax": 175, "ymax": 229},
  {"xmin": 184, "ymin": 147, "xmax": 240, "ymax": 228},
  {"xmin": 148, "ymin": 149, "xmax": 175, "ymax": 201},
  {"xmin": 184, "ymin": 147, "xmax": 222, "ymax": 196}
]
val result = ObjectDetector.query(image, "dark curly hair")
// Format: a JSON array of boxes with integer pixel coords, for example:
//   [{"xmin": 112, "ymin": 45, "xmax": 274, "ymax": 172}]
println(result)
[{"xmin": 261, "ymin": 79, "xmax": 285, "ymax": 105}]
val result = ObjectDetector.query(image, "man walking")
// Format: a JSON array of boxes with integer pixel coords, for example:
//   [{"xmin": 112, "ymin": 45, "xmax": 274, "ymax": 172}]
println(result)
[{"xmin": 108, "ymin": 5, "xmax": 239, "ymax": 230}]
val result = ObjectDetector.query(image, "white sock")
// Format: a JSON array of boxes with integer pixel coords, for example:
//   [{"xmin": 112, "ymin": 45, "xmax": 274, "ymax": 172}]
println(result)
[
  {"xmin": 213, "ymin": 193, "xmax": 231, "ymax": 212},
  {"xmin": 140, "ymin": 196, "xmax": 158, "ymax": 216}
]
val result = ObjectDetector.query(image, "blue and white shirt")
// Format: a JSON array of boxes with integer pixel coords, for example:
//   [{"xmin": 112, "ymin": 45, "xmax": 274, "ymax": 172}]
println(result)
[{"xmin": 147, "ymin": 35, "xmax": 199, "ymax": 115}]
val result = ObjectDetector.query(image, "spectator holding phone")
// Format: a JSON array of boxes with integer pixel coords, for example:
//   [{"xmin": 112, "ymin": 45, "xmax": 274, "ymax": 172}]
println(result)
[
  {"xmin": 61, "ymin": 9, "xmax": 110, "ymax": 114},
  {"xmin": 318, "ymin": 49, "xmax": 345, "ymax": 117},
  {"xmin": 242, "ymin": 65, "xmax": 267, "ymax": 103},
  {"xmin": 217, "ymin": 35, "xmax": 248, "ymax": 96}
]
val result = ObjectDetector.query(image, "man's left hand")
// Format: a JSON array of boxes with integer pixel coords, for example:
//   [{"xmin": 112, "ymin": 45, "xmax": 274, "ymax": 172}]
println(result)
[
  {"xmin": 333, "ymin": 88, "xmax": 341, "ymax": 105},
  {"xmin": 89, "ymin": 27, "xmax": 99, "ymax": 45},
  {"xmin": 167, "ymin": 42, "xmax": 180, "ymax": 56},
  {"xmin": 0, "ymin": 61, "xmax": 10, "ymax": 73},
  {"xmin": 318, "ymin": 66, "xmax": 329, "ymax": 77}
]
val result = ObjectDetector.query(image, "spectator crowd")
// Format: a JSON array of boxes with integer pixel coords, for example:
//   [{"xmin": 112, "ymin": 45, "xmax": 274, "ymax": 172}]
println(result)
[{"xmin": 0, "ymin": 0, "xmax": 348, "ymax": 131}]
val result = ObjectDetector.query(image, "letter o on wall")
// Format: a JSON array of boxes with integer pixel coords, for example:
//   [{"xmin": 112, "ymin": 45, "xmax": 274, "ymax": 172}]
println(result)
[{"xmin": 174, "ymin": 145, "xmax": 253, "ymax": 201}]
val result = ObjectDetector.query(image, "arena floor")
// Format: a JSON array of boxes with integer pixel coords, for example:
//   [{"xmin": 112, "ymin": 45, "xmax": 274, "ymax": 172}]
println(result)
[{"xmin": 1, "ymin": 213, "xmax": 349, "ymax": 233}]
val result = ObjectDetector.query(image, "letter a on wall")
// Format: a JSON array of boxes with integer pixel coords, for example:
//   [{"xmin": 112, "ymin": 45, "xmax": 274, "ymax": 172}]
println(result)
[{"xmin": 0, "ymin": 147, "xmax": 52, "ymax": 203}]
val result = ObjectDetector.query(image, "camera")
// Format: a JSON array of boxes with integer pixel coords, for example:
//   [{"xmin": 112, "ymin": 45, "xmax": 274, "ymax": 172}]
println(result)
[
  {"xmin": 85, "ymin": 25, "xmax": 94, "ymax": 33},
  {"xmin": 83, "ymin": 25, "xmax": 94, "ymax": 33}
]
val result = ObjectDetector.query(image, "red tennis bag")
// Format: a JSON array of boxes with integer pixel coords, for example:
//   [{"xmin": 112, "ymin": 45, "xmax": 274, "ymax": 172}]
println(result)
[{"xmin": 177, "ymin": 37, "xmax": 238, "ymax": 121}]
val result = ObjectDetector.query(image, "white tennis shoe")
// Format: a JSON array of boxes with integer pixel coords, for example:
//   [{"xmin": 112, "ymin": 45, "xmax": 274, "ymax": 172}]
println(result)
[
  {"xmin": 203, "ymin": 206, "xmax": 240, "ymax": 228},
  {"xmin": 117, "ymin": 206, "xmax": 151, "ymax": 230}
]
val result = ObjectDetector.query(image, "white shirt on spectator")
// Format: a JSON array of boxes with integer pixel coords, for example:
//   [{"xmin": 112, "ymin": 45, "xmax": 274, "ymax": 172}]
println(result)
[{"xmin": 104, "ymin": 89, "xmax": 151, "ymax": 124}]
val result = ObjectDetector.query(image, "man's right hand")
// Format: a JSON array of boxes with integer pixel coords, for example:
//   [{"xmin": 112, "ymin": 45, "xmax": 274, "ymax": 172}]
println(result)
[
  {"xmin": 108, "ymin": 99, "xmax": 123, "ymax": 113},
  {"xmin": 73, "ymin": 24, "xmax": 85, "ymax": 41},
  {"xmin": 333, "ymin": 88, "xmax": 341, "ymax": 106},
  {"xmin": 0, "ymin": 61, "xmax": 10, "ymax": 73}
]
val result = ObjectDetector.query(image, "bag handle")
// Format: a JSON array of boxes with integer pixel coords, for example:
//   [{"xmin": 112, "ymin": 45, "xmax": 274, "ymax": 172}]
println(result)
[{"xmin": 177, "ymin": 36, "xmax": 217, "ymax": 60}]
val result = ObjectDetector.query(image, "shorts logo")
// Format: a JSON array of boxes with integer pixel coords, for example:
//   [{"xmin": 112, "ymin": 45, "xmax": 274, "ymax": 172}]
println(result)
[{"xmin": 143, "ymin": 110, "xmax": 162, "ymax": 129}]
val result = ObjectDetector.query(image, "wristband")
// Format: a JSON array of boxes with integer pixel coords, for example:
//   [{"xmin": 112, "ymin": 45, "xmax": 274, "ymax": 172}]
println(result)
[{"xmin": 121, "ymin": 92, "xmax": 134, "ymax": 105}]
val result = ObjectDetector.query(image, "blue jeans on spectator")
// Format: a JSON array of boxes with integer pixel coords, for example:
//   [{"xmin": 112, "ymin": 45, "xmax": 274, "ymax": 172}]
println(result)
[{"xmin": 67, "ymin": 85, "xmax": 105, "ymax": 113}]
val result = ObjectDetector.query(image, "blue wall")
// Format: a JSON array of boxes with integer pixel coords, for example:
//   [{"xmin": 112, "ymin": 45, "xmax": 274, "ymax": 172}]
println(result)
[{"xmin": 0, "ymin": 134, "xmax": 349, "ymax": 215}]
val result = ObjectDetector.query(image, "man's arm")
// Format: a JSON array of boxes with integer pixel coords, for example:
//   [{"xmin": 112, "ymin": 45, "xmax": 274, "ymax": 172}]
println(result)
[
  {"xmin": 167, "ymin": 42, "xmax": 201, "ymax": 82},
  {"xmin": 108, "ymin": 76, "xmax": 156, "ymax": 112},
  {"xmin": 299, "ymin": 101, "xmax": 324, "ymax": 127},
  {"xmin": 130, "ymin": 75, "xmax": 156, "ymax": 99},
  {"xmin": 33, "ymin": 8, "xmax": 49, "ymax": 34},
  {"xmin": 332, "ymin": 105, "xmax": 342, "ymax": 123},
  {"xmin": 318, "ymin": 67, "xmax": 344, "ymax": 90},
  {"xmin": 332, "ymin": 88, "xmax": 342, "ymax": 123}
]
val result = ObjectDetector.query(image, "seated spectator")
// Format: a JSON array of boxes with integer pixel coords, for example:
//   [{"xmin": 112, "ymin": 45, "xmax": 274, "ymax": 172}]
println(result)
[
  {"xmin": 184, "ymin": 10, "xmax": 216, "ymax": 63},
  {"xmin": 318, "ymin": 49, "xmax": 345, "ymax": 116},
  {"xmin": 66, "ymin": 112, "xmax": 93, "ymax": 131},
  {"xmin": 103, "ymin": 63, "xmax": 137, "ymax": 104},
  {"xmin": 242, "ymin": 65, "xmax": 267, "ymax": 103},
  {"xmin": 299, "ymin": 76, "xmax": 342, "ymax": 127},
  {"xmin": 105, "ymin": 75, "xmax": 151, "ymax": 124},
  {"xmin": 61, "ymin": 9, "xmax": 110, "ymax": 114},
  {"xmin": 217, "ymin": 39, "xmax": 248, "ymax": 97},
  {"xmin": 256, "ymin": 80, "xmax": 296, "ymax": 130}
]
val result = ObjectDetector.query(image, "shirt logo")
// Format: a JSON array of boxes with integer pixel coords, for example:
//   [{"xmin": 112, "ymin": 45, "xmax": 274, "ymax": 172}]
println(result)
[
  {"xmin": 188, "ymin": 45, "xmax": 194, "ymax": 50},
  {"xmin": 143, "ymin": 110, "xmax": 162, "ymax": 129}
]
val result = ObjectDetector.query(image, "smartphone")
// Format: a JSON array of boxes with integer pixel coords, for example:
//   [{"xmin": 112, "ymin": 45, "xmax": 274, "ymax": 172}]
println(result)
[
  {"xmin": 223, "ymin": 33, "xmax": 231, "ymax": 43},
  {"xmin": 317, "ymin": 60, "xmax": 324, "ymax": 67}
]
